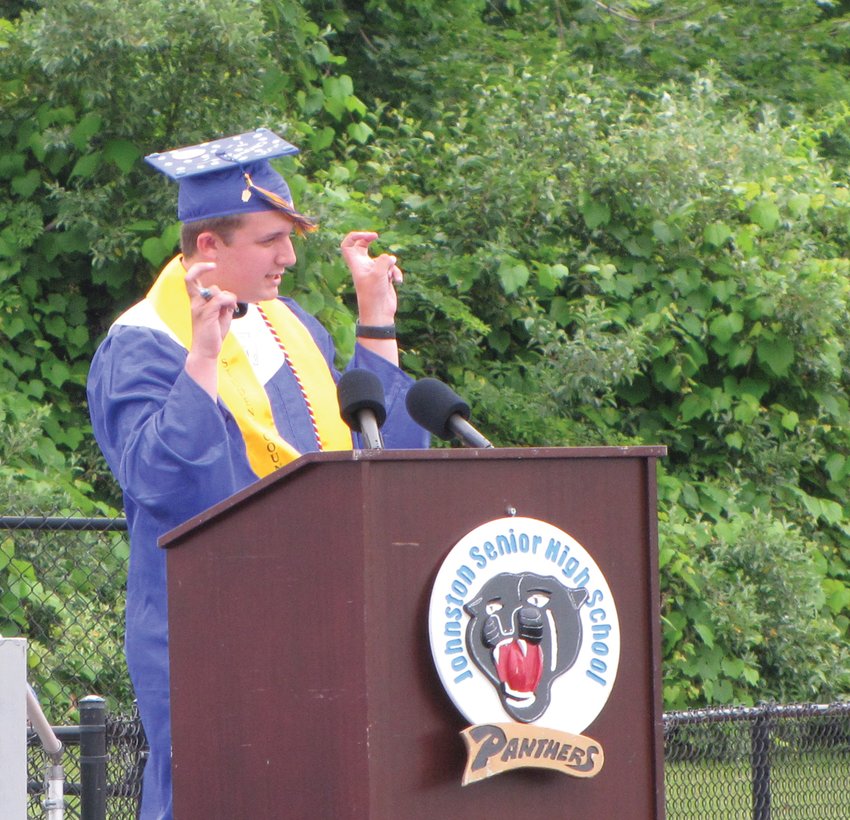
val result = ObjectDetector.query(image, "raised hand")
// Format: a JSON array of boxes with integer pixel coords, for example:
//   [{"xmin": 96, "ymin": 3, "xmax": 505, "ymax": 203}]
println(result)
[
  {"xmin": 340, "ymin": 231, "xmax": 402, "ymax": 326},
  {"xmin": 183, "ymin": 262, "xmax": 239, "ymax": 398}
]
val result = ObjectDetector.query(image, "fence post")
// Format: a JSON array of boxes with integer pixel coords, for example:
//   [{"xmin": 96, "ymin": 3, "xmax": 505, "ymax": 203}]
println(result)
[
  {"xmin": 750, "ymin": 708, "xmax": 772, "ymax": 820},
  {"xmin": 0, "ymin": 638, "xmax": 28, "ymax": 820},
  {"xmin": 79, "ymin": 695, "xmax": 107, "ymax": 820}
]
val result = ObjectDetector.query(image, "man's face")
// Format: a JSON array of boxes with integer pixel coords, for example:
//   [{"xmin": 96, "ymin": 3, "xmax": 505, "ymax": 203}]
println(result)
[{"xmin": 207, "ymin": 210, "xmax": 297, "ymax": 303}]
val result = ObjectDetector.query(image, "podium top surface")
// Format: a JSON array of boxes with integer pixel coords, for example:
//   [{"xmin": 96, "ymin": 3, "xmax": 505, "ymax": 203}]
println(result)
[{"xmin": 159, "ymin": 444, "xmax": 666, "ymax": 549}]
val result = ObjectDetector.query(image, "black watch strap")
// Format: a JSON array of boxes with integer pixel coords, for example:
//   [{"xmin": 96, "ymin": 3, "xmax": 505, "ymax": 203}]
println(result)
[{"xmin": 355, "ymin": 322, "xmax": 397, "ymax": 339}]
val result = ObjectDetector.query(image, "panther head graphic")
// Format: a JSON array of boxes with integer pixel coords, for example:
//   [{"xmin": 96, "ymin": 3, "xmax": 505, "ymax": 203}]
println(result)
[{"xmin": 464, "ymin": 572, "xmax": 588, "ymax": 723}]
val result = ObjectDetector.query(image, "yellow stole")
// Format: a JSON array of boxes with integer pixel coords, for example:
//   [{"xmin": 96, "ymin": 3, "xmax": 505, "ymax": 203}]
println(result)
[{"xmin": 146, "ymin": 256, "xmax": 352, "ymax": 477}]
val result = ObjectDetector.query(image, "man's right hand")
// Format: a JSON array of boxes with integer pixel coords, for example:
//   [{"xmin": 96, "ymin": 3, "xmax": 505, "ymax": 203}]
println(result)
[{"xmin": 183, "ymin": 261, "xmax": 237, "ymax": 398}]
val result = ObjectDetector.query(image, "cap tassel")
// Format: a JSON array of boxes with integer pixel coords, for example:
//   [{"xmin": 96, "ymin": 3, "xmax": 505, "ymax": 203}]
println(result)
[{"xmin": 243, "ymin": 171, "xmax": 317, "ymax": 233}]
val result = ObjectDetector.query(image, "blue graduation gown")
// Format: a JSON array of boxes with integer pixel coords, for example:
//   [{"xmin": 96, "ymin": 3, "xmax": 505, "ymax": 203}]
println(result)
[{"xmin": 87, "ymin": 297, "xmax": 428, "ymax": 820}]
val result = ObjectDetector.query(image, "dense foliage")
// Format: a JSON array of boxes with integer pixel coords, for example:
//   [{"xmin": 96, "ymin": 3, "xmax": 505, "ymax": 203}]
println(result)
[
  {"xmin": 0, "ymin": 408, "xmax": 129, "ymax": 719},
  {"xmin": 3, "ymin": 0, "xmax": 850, "ymax": 711}
]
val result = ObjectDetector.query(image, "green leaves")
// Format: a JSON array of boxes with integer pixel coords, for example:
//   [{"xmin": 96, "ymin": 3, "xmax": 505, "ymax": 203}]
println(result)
[
  {"xmin": 536, "ymin": 263, "xmax": 569, "ymax": 293},
  {"xmin": 749, "ymin": 198, "xmax": 781, "ymax": 232},
  {"xmin": 69, "ymin": 112, "xmax": 102, "ymax": 149},
  {"xmin": 103, "ymin": 140, "xmax": 141, "ymax": 174},
  {"xmin": 581, "ymin": 196, "xmax": 611, "ymax": 229},
  {"xmin": 140, "ymin": 223, "xmax": 181, "ymax": 268},
  {"xmin": 660, "ymin": 499, "xmax": 850, "ymax": 709},
  {"xmin": 347, "ymin": 121, "xmax": 374, "ymax": 144},
  {"xmin": 703, "ymin": 221, "xmax": 732, "ymax": 248},
  {"xmin": 708, "ymin": 311, "xmax": 743, "ymax": 344},
  {"xmin": 69, "ymin": 151, "xmax": 101, "ymax": 180},
  {"xmin": 11, "ymin": 169, "xmax": 40, "ymax": 197},
  {"xmin": 497, "ymin": 256, "xmax": 530, "ymax": 295},
  {"xmin": 322, "ymin": 74, "xmax": 366, "ymax": 121},
  {"xmin": 756, "ymin": 335, "xmax": 794, "ymax": 376}
]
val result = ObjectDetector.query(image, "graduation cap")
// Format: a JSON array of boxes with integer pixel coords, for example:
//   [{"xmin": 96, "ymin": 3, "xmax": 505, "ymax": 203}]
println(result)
[{"xmin": 144, "ymin": 128, "xmax": 315, "ymax": 231}]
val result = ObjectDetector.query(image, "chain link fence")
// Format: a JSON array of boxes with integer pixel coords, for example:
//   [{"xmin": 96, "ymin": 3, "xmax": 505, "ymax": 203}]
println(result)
[
  {"xmin": 1, "ymin": 514, "xmax": 144, "ymax": 818},
  {"xmin": 665, "ymin": 702, "xmax": 850, "ymax": 818},
  {"xmin": 0, "ymin": 515, "xmax": 133, "ymax": 720},
  {"xmin": 3, "ymin": 514, "xmax": 849, "ymax": 818},
  {"xmin": 27, "ymin": 700, "xmax": 146, "ymax": 820}
]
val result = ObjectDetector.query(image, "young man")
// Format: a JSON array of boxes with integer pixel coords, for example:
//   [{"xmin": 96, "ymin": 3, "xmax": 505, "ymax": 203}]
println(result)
[{"xmin": 87, "ymin": 130, "xmax": 428, "ymax": 819}]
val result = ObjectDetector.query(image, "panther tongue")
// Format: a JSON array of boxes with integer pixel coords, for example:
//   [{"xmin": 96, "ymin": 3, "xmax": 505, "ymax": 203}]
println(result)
[{"xmin": 496, "ymin": 639, "xmax": 543, "ymax": 693}]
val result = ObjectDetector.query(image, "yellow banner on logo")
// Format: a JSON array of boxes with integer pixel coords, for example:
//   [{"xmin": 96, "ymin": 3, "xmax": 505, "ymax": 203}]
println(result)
[{"xmin": 460, "ymin": 723, "xmax": 604, "ymax": 785}]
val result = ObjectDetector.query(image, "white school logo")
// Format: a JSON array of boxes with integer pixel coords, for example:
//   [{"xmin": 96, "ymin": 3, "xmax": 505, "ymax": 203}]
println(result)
[{"xmin": 428, "ymin": 517, "xmax": 620, "ymax": 782}]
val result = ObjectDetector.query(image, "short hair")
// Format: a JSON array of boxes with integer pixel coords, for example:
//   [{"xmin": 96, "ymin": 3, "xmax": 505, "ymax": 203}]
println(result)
[{"xmin": 180, "ymin": 215, "xmax": 245, "ymax": 256}]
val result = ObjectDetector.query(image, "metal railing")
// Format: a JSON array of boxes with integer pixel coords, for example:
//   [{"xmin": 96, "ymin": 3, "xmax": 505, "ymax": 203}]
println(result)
[{"xmin": 27, "ymin": 699, "xmax": 146, "ymax": 820}]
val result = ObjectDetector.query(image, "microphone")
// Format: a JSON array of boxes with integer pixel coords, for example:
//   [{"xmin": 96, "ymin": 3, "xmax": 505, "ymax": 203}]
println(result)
[
  {"xmin": 405, "ymin": 378, "xmax": 494, "ymax": 448},
  {"xmin": 337, "ymin": 369, "xmax": 387, "ymax": 449}
]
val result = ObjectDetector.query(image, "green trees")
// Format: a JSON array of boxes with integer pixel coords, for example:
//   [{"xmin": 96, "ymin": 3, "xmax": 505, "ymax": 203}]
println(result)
[
  {"xmin": 3, "ymin": 0, "xmax": 850, "ymax": 710},
  {"xmin": 349, "ymin": 14, "xmax": 850, "ymax": 704},
  {"xmin": 0, "ymin": 0, "xmax": 366, "ymax": 461}
]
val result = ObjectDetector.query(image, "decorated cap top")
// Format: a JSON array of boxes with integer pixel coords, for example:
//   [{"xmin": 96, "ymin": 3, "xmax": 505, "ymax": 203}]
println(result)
[{"xmin": 144, "ymin": 128, "xmax": 315, "ymax": 230}]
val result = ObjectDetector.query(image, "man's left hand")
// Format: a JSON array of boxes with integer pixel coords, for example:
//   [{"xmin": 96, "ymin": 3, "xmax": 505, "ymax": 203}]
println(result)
[{"xmin": 340, "ymin": 230, "xmax": 402, "ymax": 325}]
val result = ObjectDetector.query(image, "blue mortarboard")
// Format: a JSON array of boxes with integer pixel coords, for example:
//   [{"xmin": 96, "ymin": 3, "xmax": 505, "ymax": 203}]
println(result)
[{"xmin": 144, "ymin": 128, "xmax": 315, "ymax": 229}]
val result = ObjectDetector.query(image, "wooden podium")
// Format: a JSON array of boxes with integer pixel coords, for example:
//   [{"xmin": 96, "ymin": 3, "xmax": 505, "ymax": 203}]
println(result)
[{"xmin": 162, "ymin": 446, "xmax": 667, "ymax": 818}]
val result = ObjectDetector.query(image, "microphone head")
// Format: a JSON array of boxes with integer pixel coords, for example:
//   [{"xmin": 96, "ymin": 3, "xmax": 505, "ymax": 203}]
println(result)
[
  {"xmin": 405, "ymin": 377, "xmax": 471, "ymax": 440},
  {"xmin": 337, "ymin": 369, "xmax": 387, "ymax": 432}
]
